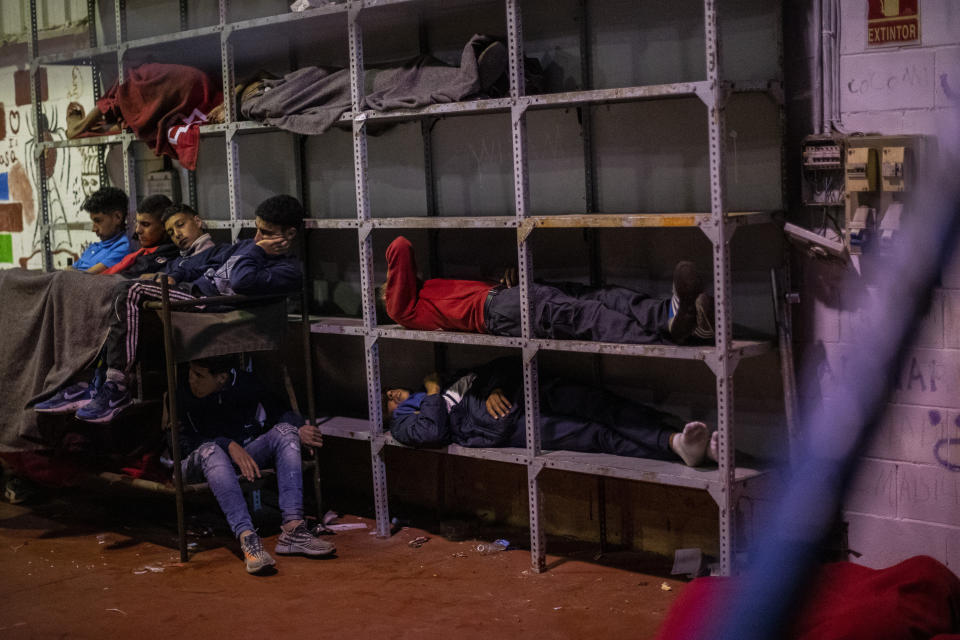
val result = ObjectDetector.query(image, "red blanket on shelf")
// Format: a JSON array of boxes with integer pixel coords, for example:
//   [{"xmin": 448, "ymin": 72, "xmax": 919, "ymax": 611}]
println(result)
[
  {"xmin": 97, "ymin": 63, "xmax": 222, "ymax": 170},
  {"xmin": 656, "ymin": 556, "xmax": 960, "ymax": 640}
]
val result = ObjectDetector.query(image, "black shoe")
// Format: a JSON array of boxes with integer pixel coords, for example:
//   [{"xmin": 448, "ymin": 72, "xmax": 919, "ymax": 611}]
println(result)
[
  {"xmin": 667, "ymin": 261, "xmax": 704, "ymax": 343},
  {"xmin": 693, "ymin": 293, "xmax": 715, "ymax": 342}
]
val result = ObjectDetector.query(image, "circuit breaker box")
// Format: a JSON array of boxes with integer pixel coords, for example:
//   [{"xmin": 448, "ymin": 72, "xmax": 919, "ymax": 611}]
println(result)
[
  {"xmin": 845, "ymin": 147, "xmax": 877, "ymax": 192},
  {"xmin": 882, "ymin": 146, "xmax": 907, "ymax": 191}
]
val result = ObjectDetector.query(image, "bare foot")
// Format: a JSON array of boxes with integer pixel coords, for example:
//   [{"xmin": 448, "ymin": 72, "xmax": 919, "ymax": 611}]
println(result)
[{"xmin": 671, "ymin": 421, "xmax": 709, "ymax": 467}]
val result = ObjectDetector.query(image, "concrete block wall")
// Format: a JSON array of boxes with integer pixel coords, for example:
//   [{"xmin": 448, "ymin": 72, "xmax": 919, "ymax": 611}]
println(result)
[{"xmin": 798, "ymin": 4, "xmax": 960, "ymax": 573}]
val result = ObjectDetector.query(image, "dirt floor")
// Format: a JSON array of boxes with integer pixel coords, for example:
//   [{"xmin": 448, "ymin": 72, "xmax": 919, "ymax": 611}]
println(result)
[{"xmin": 0, "ymin": 488, "xmax": 686, "ymax": 639}]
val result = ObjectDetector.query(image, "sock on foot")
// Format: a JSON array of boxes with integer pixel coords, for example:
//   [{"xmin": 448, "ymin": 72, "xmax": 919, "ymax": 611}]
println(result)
[
  {"xmin": 707, "ymin": 431, "xmax": 719, "ymax": 463},
  {"xmin": 671, "ymin": 422, "xmax": 709, "ymax": 467}
]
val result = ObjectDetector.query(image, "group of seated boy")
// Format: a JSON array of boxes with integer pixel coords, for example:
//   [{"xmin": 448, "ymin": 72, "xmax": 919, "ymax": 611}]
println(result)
[
  {"xmin": 29, "ymin": 189, "xmax": 723, "ymax": 574},
  {"xmin": 34, "ymin": 187, "xmax": 328, "ymax": 573}
]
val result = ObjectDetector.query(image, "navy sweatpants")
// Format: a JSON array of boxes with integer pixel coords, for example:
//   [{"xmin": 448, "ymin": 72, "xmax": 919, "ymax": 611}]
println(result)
[
  {"xmin": 102, "ymin": 280, "xmax": 197, "ymax": 372},
  {"xmin": 452, "ymin": 379, "xmax": 681, "ymax": 460},
  {"xmin": 484, "ymin": 282, "xmax": 670, "ymax": 344}
]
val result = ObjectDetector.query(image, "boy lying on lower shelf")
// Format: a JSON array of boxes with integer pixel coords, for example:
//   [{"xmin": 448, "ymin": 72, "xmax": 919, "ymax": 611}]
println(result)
[
  {"xmin": 385, "ymin": 356, "xmax": 720, "ymax": 467},
  {"xmin": 175, "ymin": 355, "xmax": 332, "ymax": 575}
]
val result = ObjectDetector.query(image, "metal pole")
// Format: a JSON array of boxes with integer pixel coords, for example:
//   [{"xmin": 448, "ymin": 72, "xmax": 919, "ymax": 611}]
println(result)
[
  {"xmin": 703, "ymin": 0, "xmax": 737, "ymax": 576},
  {"xmin": 161, "ymin": 279, "xmax": 188, "ymax": 563},
  {"xmin": 506, "ymin": 0, "xmax": 545, "ymax": 574},
  {"xmin": 349, "ymin": 2, "xmax": 390, "ymax": 538},
  {"xmin": 28, "ymin": 0, "xmax": 52, "ymax": 271}
]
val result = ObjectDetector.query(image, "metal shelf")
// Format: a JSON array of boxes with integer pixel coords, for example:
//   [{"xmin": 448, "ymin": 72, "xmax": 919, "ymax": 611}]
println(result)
[
  {"xmin": 28, "ymin": 0, "xmax": 785, "ymax": 578},
  {"xmin": 317, "ymin": 416, "xmax": 768, "ymax": 487},
  {"xmin": 41, "ymin": 133, "xmax": 131, "ymax": 150},
  {"xmin": 304, "ymin": 318, "xmax": 773, "ymax": 360}
]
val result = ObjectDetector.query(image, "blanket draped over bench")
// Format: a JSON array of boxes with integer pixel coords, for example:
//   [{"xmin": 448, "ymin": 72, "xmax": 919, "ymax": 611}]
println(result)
[{"xmin": 0, "ymin": 270, "xmax": 122, "ymax": 451}]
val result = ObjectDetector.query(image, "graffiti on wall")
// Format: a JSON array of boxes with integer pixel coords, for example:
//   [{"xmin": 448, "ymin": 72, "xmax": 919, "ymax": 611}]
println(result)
[
  {"xmin": 0, "ymin": 65, "xmax": 97, "ymax": 269},
  {"xmin": 930, "ymin": 411, "xmax": 960, "ymax": 472}
]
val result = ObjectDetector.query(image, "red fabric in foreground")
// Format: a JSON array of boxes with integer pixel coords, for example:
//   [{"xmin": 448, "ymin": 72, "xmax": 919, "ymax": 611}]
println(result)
[{"xmin": 655, "ymin": 556, "xmax": 960, "ymax": 640}]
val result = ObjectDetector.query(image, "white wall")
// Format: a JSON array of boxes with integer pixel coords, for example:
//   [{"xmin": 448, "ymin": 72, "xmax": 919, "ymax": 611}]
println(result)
[{"xmin": 798, "ymin": 1, "xmax": 960, "ymax": 573}]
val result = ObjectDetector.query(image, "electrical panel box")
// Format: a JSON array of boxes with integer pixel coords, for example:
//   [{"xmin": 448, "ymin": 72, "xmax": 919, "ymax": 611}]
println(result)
[
  {"xmin": 845, "ymin": 147, "xmax": 877, "ymax": 192},
  {"xmin": 800, "ymin": 135, "xmax": 845, "ymax": 207},
  {"xmin": 882, "ymin": 146, "xmax": 907, "ymax": 191},
  {"xmin": 144, "ymin": 170, "xmax": 181, "ymax": 203}
]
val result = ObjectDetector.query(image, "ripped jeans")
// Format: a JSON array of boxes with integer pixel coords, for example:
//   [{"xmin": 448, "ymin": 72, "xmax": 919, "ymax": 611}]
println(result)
[{"xmin": 181, "ymin": 424, "xmax": 304, "ymax": 538}]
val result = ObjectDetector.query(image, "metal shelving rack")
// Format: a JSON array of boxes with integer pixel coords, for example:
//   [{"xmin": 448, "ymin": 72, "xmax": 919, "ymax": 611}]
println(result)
[{"xmin": 29, "ymin": 0, "xmax": 784, "ymax": 576}]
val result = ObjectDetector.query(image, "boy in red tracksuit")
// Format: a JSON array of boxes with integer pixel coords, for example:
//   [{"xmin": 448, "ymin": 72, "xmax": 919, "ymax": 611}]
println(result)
[{"xmin": 383, "ymin": 235, "xmax": 714, "ymax": 345}]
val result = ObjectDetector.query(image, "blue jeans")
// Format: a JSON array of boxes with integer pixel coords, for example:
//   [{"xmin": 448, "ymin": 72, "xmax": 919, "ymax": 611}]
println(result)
[
  {"xmin": 485, "ymin": 282, "xmax": 670, "ymax": 344},
  {"xmin": 181, "ymin": 424, "xmax": 304, "ymax": 538}
]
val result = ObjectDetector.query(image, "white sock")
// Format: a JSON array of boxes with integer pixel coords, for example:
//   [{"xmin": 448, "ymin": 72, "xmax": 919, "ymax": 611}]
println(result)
[
  {"xmin": 671, "ymin": 422, "xmax": 709, "ymax": 467},
  {"xmin": 707, "ymin": 431, "xmax": 719, "ymax": 463}
]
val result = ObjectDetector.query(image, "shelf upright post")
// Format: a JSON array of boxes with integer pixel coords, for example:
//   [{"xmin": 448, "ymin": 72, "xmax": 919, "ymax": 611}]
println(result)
[
  {"xmin": 181, "ymin": 0, "xmax": 198, "ymax": 207},
  {"xmin": 349, "ymin": 2, "xmax": 391, "ymax": 539},
  {"xmin": 506, "ymin": 0, "xmax": 546, "ymax": 574},
  {"xmin": 115, "ymin": 0, "xmax": 136, "ymax": 215},
  {"xmin": 87, "ymin": 0, "xmax": 108, "ymax": 189},
  {"xmin": 703, "ymin": 0, "xmax": 737, "ymax": 576},
  {"xmin": 219, "ymin": 0, "xmax": 241, "ymax": 241},
  {"xmin": 28, "ymin": 0, "xmax": 53, "ymax": 271}
]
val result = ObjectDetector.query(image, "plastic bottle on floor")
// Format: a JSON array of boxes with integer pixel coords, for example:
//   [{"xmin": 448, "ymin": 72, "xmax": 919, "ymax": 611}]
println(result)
[{"xmin": 475, "ymin": 539, "xmax": 509, "ymax": 554}]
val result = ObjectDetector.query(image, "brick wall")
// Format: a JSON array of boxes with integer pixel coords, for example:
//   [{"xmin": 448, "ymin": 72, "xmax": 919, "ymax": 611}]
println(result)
[{"xmin": 800, "ymin": 1, "xmax": 960, "ymax": 572}]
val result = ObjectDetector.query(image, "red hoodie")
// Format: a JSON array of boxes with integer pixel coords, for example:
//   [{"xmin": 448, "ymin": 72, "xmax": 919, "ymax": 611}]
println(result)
[{"xmin": 385, "ymin": 236, "xmax": 493, "ymax": 333}]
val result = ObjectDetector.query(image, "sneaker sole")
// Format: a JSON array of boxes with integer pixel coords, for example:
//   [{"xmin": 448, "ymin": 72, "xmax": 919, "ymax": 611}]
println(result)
[
  {"xmin": 274, "ymin": 543, "xmax": 336, "ymax": 556},
  {"xmin": 35, "ymin": 398, "xmax": 94, "ymax": 414},
  {"xmin": 75, "ymin": 402, "xmax": 131, "ymax": 423},
  {"xmin": 245, "ymin": 559, "xmax": 277, "ymax": 574}
]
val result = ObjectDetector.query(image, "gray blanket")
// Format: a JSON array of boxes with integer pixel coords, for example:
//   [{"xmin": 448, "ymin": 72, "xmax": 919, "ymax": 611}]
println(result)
[
  {"xmin": 241, "ymin": 34, "xmax": 501, "ymax": 135},
  {"xmin": 0, "ymin": 269, "xmax": 122, "ymax": 451}
]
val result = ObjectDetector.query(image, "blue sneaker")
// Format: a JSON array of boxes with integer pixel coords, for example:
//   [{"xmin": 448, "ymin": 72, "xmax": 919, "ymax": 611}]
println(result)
[
  {"xmin": 34, "ymin": 382, "xmax": 98, "ymax": 414},
  {"xmin": 75, "ymin": 380, "xmax": 132, "ymax": 423}
]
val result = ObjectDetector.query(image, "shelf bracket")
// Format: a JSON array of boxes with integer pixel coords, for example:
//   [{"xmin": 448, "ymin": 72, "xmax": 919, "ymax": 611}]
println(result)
[
  {"xmin": 364, "ymin": 335, "xmax": 379, "ymax": 351},
  {"xmin": 370, "ymin": 434, "xmax": 386, "ymax": 457},
  {"xmin": 706, "ymin": 481, "xmax": 743, "ymax": 506},
  {"xmin": 697, "ymin": 217, "xmax": 736, "ymax": 246},
  {"xmin": 522, "ymin": 344, "xmax": 539, "ymax": 365},
  {"xmin": 703, "ymin": 349, "xmax": 741, "ymax": 378},
  {"xmin": 530, "ymin": 459, "xmax": 546, "ymax": 479},
  {"xmin": 358, "ymin": 221, "xmax": 373, "ymax": 243},
  {"xmin": 517, "ymin": 219, "xmax": 535, "ymax": 244}
]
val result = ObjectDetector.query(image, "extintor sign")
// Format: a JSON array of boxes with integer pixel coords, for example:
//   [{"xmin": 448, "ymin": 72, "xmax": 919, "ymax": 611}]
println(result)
[{"xmin": 868, "ymin": 0, "xmax": 920, "ymax": 46}]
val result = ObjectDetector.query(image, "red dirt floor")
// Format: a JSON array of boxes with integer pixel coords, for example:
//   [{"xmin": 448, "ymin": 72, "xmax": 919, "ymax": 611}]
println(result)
[{"xmin": 0, "ymin": 491, "xmax": 685, "ymax": 639}]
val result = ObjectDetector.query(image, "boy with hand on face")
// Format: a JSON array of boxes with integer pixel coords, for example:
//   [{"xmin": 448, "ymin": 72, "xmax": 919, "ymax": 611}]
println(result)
[
  {"xmin": 71, "ymin": 187, "xmax": 131, "ymax": 274},
  {"xmin": 176, "ymin": 355, "xmax": 331, "ymax": 574},
  {"xmin": 69, "ymin": 195, "xmax": 305, "ymax": 423}
]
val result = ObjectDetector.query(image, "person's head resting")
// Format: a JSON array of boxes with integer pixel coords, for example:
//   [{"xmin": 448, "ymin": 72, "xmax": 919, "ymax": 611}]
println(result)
[
  {"xmin": 81, "ymin": 187, "xmax": 128, "ymax": 241},
  {"xmin": 161, "ymin": 203, "xmax": 205, "ymax": 251},
  {"xmin": 188, "ymin": 354, "xmax": 241, "ymax": 399},
  {"xmin": 134, "ymin": 194, "xmax": 174, "ymax": 248},
  {"xmin": 384, "ymin": 388, "xmax": 412, "ymax": 418},
  {"xmin": 253, "ymin": 194, "xmax": 306, "ymax": 254}
]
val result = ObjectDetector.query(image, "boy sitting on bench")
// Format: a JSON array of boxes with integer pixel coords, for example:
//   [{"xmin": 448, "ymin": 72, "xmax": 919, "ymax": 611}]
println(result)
[
  {"xmin": 36, "ymin": 194, "xmax": 305, "ymax": 423},
  {"xmin": 177, "ymin": 355, "xmax": 330, "ymax": 574}
]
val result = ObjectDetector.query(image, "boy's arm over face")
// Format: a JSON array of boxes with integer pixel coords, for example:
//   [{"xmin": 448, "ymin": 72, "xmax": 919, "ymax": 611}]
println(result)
[
  {"xmin": 228, "ymin": 241, "xmax": 302, "ymax": 295},
  {"xmin": 384, "ymin": 236, "xmax": 420, "ymax": 325}
]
